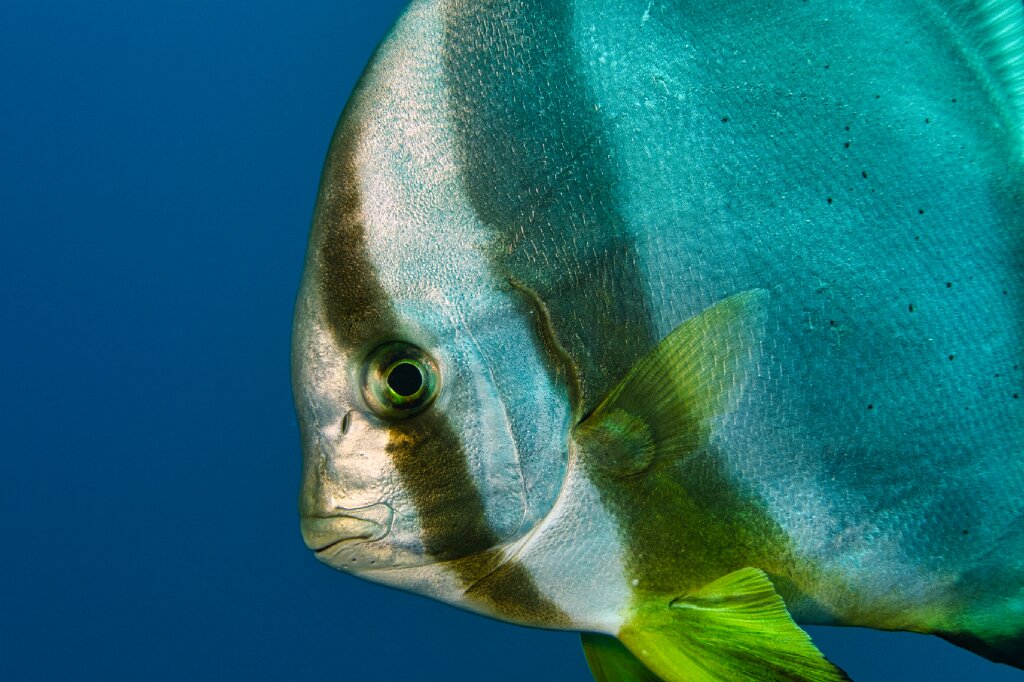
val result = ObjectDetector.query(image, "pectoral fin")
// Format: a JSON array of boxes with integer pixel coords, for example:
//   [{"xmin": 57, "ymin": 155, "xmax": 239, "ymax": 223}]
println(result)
[
  {"xmin": 573, "ymin": 289, "xmax": 768, "ymax": 475},
  {"xmin": 619, "ymin": 568, "xmax": 850, "ymax": 682}
]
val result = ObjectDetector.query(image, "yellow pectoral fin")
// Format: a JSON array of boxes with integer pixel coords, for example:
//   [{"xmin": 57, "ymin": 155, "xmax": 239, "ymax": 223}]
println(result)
[
  {"xmin": 582, "ymin": 632, "xmax": 662, "ymax": 681},
  {"xmin": 573, "ymin": 289, "xmax": 769, "ymax": 477},
  {"xmin": 619, "ymin": 568, "xmax": 850, "ymax": 682}
]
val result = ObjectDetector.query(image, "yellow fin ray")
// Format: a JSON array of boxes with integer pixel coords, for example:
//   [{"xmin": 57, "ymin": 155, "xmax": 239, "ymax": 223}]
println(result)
[
  {"xmin": 619, "ymin": 568, "xmax": 850, "ymax": 682},
  {"xmin": 582, "ymin": 632, "xmax": 661, "ymax": 681},
  {"xmin": 574, "ymin": 289, "xmax": 768, "ymax": 476}
]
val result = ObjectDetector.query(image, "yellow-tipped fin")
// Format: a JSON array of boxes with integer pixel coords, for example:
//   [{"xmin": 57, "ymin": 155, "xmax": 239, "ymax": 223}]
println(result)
[
  {"xmin": 619, "ymin": 568, "xmax": 850, "ymax": 682},
  {"xmin": 574, "ymin": 289, "xmax": 768, "ymax": 476},
  {"xmin": 582, "ymin": 632, "xmax": 661, "ymax": 681}
]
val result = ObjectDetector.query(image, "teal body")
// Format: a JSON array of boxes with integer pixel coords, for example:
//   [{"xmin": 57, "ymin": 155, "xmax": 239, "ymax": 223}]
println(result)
[
  {"xmin": 294, "ymin": 0, "xmax": 1024, "ymax": 678},
  {"xmin": 553, "ymin": 0, "xmax": 1024, "ymax": 632}
]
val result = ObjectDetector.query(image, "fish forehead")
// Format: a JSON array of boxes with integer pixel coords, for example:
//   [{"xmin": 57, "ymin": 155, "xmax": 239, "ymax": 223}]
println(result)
[{"xmin": 352, "ymin": 4, "xmax": 484, "ymax": 307}]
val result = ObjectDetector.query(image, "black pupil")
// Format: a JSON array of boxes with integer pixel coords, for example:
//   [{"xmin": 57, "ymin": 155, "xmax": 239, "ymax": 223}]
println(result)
[{"xmin": 387, "ymin": 362, "xmax": 423, "ymax": 398}]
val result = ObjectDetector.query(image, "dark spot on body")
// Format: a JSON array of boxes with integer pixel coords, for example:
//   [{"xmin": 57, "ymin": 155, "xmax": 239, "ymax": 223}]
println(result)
[
  {"xmin": 867, "ymin": 404, "xmax": 874, "ymax": 410},
  {"xmin": 948, "ymin": 355, "xmax": 955, "ymax": 361},
  {"xmin": 908, "ymin": 303, "xmax": 915, "ymax": 312},
  {"xmin": 925, "ymin": 118, "xmax": 930, "ymax": 124},
  {"xmin": 861, "ymin": 171, "xmax": 868, "ymax": 179},
  {"xmin": 1015, "ymin": 394, "xmax": 1020, "ymax": 399},
  {"xmin": 827, "ymin": 197, "xmax": 833, "ymax": 205},
  {"xmin": 844, "ymin": 141, "xmax": 850, "ymax": 148},
  {"xmin": 829, "ymin": 320, "xmax": 836, "ymax": 326},
  {"xmin": 844, "ymin": 125, "xmax": 850, "ymax": 131},
  {"xmin": 946, "ymin": 282, "xmax": 952, "ymax": 288},
  {"xmin": 952, "ymin": 98, "xmax": 957, "ymax": 103},
  {"xmin": 962, "ymin": 529, "xmax": 969, "ymax": 535},
  {"xmin": 874, "ymin": 94, "xmax": 880, "ymax": 99},
  {"xmin": 721, "ymin": 116, "xmax": 729, "ymax": 123},
  {"xmin": 919, "ymin": 209, "xmax": 925, "ymax": 215}
]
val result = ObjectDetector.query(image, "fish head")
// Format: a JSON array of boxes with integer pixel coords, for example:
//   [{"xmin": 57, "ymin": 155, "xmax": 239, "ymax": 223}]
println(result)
[{"xmin": 292, "ymin": 3, "xmax": 570, "ymax": 595}]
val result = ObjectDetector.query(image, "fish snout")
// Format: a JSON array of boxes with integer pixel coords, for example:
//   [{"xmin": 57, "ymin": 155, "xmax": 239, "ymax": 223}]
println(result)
[{"xmin": 300, "ymin": 503, "xmax": 393, "ymax": 556}]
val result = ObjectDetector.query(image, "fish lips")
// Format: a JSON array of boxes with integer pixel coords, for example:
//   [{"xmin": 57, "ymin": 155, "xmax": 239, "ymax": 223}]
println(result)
[{"xmin": 300, "ymin": 503, "xmax": 394, "ymax": 562}]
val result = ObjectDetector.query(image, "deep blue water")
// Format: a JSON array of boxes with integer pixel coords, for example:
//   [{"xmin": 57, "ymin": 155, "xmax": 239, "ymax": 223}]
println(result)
[{"xmin": 1, "ymin": 2, "xmax": 1020, "ymax": 680}]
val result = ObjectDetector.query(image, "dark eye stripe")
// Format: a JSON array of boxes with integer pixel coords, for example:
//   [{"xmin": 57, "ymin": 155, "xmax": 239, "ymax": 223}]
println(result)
[
  {"xmin": 308, "ymin": 77, "xmax": 566, "ymax": 625},
  {"xmin": 385, "ymin": 397, "xmax": 570, "ymax": 625},
  {"xmin": 386, "ymin": 416, "xmax": 498, "ymax": 562}
]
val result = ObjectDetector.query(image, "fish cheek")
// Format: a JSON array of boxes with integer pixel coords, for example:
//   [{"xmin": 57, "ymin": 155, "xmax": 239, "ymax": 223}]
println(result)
[{"xmin": 385, "ymin": 413, "xmax": 499, "ymax": 563}]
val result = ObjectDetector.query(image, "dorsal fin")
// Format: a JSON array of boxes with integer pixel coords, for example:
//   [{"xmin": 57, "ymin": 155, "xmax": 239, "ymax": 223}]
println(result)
[{"xmin": 934, "ymin": 0, "xmax": 1024, "ymax": 150}]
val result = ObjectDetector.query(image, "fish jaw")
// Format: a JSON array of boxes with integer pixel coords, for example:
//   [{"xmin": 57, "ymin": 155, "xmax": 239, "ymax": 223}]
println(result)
[{"xmin": 301, "ymin": 504, "xmax": 394, "ymax": 556}]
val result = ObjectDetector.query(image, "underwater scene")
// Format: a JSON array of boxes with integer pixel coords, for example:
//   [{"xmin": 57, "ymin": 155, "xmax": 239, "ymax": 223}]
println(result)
[{"xmin": 3, "ymin": 1, "xmax": 1022, "ymax": 680}]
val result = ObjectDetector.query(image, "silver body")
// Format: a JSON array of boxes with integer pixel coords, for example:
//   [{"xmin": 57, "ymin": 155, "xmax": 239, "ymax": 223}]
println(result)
[{"xmin": 294, "ymin": 0, "xmax": 1024, "ymax": 648}]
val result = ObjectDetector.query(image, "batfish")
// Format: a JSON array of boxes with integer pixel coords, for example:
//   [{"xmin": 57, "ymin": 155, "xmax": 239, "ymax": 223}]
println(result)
[{"xmin": 293, "ymin": 0, "xmax": 1024, "ymax": 678}]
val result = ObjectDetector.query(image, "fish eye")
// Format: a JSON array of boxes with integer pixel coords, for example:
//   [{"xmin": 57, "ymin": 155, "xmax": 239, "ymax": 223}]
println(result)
[{"xmin": 360, "ymin": 342, "xmax": 440, "ymax": 419}]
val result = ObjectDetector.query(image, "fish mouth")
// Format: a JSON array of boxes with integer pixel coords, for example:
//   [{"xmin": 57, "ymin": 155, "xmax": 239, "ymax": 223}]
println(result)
[{"xmin": 300, "ymin": 503, "xmax": 394, "ymax": 554}]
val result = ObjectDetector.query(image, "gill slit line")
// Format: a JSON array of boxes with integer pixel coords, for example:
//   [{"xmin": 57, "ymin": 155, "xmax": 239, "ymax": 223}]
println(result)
[
  {"xmin": 508, "ymin": 276, "xmax": 584, "ymax": 422},
  {"xmin": 455, "ymin": 308, "xmax": 532, "ymax": 532},
  {"xmin": 458, "ymin": 279, "xmax": 590, "ymax": 594},
  {"xmin": 462, "ymin": 436, "xmax": 586, "ymax": 597}
]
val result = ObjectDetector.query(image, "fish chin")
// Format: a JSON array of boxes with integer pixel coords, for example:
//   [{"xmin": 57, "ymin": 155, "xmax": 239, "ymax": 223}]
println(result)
[
  {"xmin": 301, "ymin": 503, "xmax": 399, "ymax": 572},
  {"xmin": 311, "ymin": 534, "xmax": 443, "ymax": 575},
  {"xmin": 302, "ymin": 503, "xmax": 454, "ymax": 575}
]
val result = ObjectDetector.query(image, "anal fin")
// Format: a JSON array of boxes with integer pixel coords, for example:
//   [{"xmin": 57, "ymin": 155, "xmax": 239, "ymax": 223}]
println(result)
[
  {"xmin": 582, "ymin": 632, "xmax": 661, "ymax": 681},
  {"xmin": 619, "ymin": 568, "xmax": 850, "ymax": 682},
  {"xmin": 939, "ymin": 630, "xmax": 1024, "ymax": 669}
]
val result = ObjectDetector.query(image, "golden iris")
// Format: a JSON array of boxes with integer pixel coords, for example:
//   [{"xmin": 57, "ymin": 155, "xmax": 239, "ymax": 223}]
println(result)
[{"xmin": 360, "ymin": 342, "xmax": 439, "ymax": 419}]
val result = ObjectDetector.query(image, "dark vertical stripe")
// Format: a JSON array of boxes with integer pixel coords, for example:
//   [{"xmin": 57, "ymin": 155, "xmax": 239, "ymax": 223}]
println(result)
[
  {"xmin": 434, "ymin": 0, "xmax": 655, "ymax": 624},
  {"xmin": 441, "ymin": 0, "xmax": 659, "ymax": 416},
  {"xmin": 311, "ymin": 107, "xmax": 399, "ymax": 350},
  {"xmin": 310, "ymin": 107, "xmax": 499, "ymax": 561},
  {"xmin": 382, "ymin": 358, "xmax": 569, "ymax": 625},
  {"xmin": 386, "ymin": 416, "xmax": 499, "ymax": 562},
  {"xmin": 302, "ymin": 53, "xmax": 568, "ymax": 626}
]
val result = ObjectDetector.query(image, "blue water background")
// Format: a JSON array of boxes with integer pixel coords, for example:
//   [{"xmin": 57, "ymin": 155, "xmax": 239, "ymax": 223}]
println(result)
[{"xmin": 1, "ymin": 2, "xmax": 1020, "ymax": 680}]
